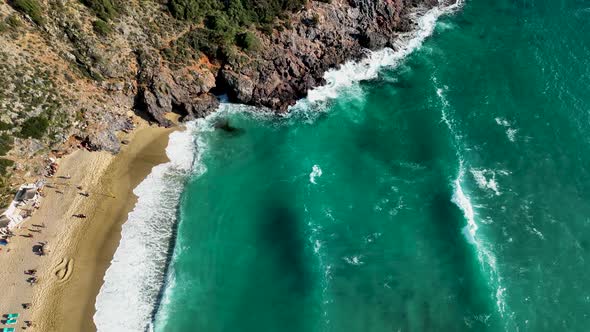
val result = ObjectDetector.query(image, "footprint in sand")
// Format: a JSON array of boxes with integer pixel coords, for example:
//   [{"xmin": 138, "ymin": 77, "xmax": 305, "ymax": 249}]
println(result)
[{"xmin": 53, "ymin": 257, "xmax": 74, "ymax": 283}]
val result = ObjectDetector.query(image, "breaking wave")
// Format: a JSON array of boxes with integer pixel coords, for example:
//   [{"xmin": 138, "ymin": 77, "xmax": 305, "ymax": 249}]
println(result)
[
  {"xmin": 94, "ymin": 1, "xmax": 464, "ymax": 330},
  {"xmin": 435, "ymin": 79, "xmax": 509, "ymax": 319},
  {"xmin": 292, "ymin": 0, "xmax": 464, "ymax": 112},
  {"xmin": 94, "ymin": 120, "xmax": 211, "ymax": 331}
]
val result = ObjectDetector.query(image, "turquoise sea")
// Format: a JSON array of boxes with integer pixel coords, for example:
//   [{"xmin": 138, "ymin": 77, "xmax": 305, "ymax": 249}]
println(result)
[{"xmin": 95, "ymin": 0, "xmax": 590, "ymax": 331}]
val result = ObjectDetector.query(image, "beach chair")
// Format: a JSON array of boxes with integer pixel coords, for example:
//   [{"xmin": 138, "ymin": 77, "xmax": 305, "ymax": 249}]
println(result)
[
  {"xmin": 5, "ymin": 314, "xmax": 18, "ymax": 319},
  {"xmin": 4, "ymin": 319, "xmax": 16, "ymax": 324},
  {"xmin": 1, "ymin": 328, "xmax": 15, "ymax": 332}
]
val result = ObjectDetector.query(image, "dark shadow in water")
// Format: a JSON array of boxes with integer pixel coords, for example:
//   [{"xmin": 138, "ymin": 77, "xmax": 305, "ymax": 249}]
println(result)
[
  {"xmin": 214, "ymin": 118, "xmax": 246, "ymax": 137},
  {"xmin": 224, "ymin": 197, "xmax": 315, "ymax": 332},
  {"xmin": 258, "ymin": 200, "xmax": 312, "ymax": 295}
]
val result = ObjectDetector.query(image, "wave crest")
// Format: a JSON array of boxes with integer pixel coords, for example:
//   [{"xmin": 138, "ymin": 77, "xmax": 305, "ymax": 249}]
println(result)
[{"xmin": 94, "ymin": 121, "xmax": 209, "ymax": 331}]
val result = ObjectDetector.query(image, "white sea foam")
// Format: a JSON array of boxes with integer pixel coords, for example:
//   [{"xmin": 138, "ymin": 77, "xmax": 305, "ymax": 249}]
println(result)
[
  {"xmin": 343, "ymin": 255, "xmax": 364, "ymax": 266},
  {"xmin": 314, "ymin": 239, "xmax": 322, "ymax": 254},
  {"xmin": 437, "ymin": 75, "xmax": 508, "ymax": 319},
  {"xmin": 292, "ymin": 0, "xmax": 464, "ymax": 111},
  {"xmin": 495, "ymin": 117, "xmax": 518, "ymax": 142},
  {"xmin": 506, "ymin": 128, "xmax": 518, "ymax": 142},
  {"xmin": 453, "ymin": 161, "xmax": 508, "ymax": 318},
  {"xmin": 94, "ymin": 120, "xmax": 211, "ymax": 332},
  {"xmin": 309, "ymin": 164, "xmax": 323, "ymax": 184},
  {"xmin": 470, "ymin": 169, "xmax": 501, "ymax": 196},
  {"xmin": 95, "ymin": 1, "xmax": 464, "ymax": 329},
  {"xmin": 453, "ymin": 162, "xmax": 478, "ymax": 245}
]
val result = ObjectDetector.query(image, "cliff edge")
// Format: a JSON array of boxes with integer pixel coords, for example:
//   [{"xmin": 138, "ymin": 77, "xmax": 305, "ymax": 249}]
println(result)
[{"xmin": 0, "ymin": 0, "xmax": 439, "ymax": 206}]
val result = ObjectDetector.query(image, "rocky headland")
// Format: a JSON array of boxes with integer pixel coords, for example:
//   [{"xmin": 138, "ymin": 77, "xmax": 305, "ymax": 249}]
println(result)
[{"xmin": 0, "ymin": 0, "xmax": 441, "ymax": 206}]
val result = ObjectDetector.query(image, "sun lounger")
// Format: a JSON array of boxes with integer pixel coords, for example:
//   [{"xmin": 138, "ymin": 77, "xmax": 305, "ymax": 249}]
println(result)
[
  {"xmin": 5, "ymin": 314, "xmax": 18, "ymax": 319},
  {"xmin": 2, "ymin": 328, "xmax": 15, "ymax": 332},
  {"xmin": 4, "ymin": 319, "xmax": 16, "ymax": 324}
]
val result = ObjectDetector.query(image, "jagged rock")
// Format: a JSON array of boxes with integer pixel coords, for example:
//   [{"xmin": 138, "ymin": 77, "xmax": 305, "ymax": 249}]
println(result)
[
  {"xmin": 221, "ymin": 70, "xmax": 255, "ymax": 104},
  {"xmin": 186, "ymin": 93, "xmax": 220, "ymax": 119},
  {"xmin": 1, "ymin": 0, "xmax": 438, "ymax": 157},
  {"xmin": 84, "ymin": 129, "xmax": 120, "ymax": 154},
  {"xmin": 215, "ymin": 0, "xmax": 436, "ymax": 111},
  {"xmin": 139, "ymin": 89, "xmax": 173, "ymax": 127},
  {"xmin": 359, "ymin": 30, "xmax": 390, "ymax": 49}
]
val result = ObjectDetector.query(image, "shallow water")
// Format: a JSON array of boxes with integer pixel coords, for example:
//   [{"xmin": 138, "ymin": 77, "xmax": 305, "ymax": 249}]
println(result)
[{"xmin": 97, "ymin": 0, "xmax": 590, "ymax": 330}]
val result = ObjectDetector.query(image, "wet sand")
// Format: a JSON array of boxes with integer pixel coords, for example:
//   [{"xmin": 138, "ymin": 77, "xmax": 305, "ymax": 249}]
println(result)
[{"xmin": 0, "ymin": 119, "xmax": 175, "ymax": 331}]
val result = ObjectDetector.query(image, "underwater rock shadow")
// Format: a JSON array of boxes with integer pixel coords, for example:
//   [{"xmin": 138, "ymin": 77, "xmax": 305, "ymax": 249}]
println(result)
[
  {"xmin": 213, "ymin": 118, "xmax": 245, "ymax": 137},
  {"xmin": 257, "ymin": 201, "xmax": 314, "ymax": 295}
]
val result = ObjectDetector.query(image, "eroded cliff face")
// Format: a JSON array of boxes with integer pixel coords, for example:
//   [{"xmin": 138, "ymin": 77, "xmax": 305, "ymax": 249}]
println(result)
[
  {"xmin": 0, "ymin": 0, "xmax": 439, "ymax": 204},
  {"xmin": 138, "ymin": 0, "xmax": 440, "ymax": 123},
  {"xmin": 216, "ymin": 0, "xmax": 440, "ymax": 111}
]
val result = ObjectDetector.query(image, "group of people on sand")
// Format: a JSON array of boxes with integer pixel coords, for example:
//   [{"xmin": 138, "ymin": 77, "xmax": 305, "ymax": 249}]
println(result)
[
  {"xmin": 4, "ymin": 172, "xmax": 94, "ymax": 330},
  {"xmin": 24, "ymin": 269, "xmax": 37, "ymax": 286}
]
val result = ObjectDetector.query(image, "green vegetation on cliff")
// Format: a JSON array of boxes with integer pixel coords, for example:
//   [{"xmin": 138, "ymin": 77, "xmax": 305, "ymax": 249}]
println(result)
[
  {"xmin": 93, "ymin": 19, "xmax": 112, "ymax": 36},
  {"xmin": 10, "ymin": 0, "xmax": 45, "ymax": 25},
  {"xmin": 169, "ymin": 0, "xmax": 306, "ymax": 24},
  {"xmin": 18, "ymin": 116, "xmax": 49, "ymax": 140},
  {"xmin": 81, "ymin": 0, "xmax": 119, "ymax": 21},
  {"xmin": 0, "ymin": 134, "xmax": 14, "ymax": 207},
  {"xmin": 236, "ymin": 31, "xmax": 260, "ymax": 52},
  {"xmin": 0, "ymin": 134, "xmax": 13, "ymax": 157},
  {"xmin": 164, "ymin": 0, "xmax": 306, "ymax": 62},
  {"xmin": 0, "ymin": 159, "xmax": 14, "ymax": 177}
]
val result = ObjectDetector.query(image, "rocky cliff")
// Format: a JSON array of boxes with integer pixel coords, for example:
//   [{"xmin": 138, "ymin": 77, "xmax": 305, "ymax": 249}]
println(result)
[{"xmin": 0, "ymin": 0, "xmax": 440, "ymax": 206}]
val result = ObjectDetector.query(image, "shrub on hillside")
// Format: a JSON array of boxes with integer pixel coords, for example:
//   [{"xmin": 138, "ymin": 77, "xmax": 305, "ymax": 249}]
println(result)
[
  {"xmin": 6, "ymin": 15, "xmax": 22, "ymax": 28},
  {"xmin": 81, "ymin": 0, "xmax": 118, "ymax": 21},
  {"xmin": 165, "ymin": 0, "xmax": 311, "ymax": 63},
  {"xmin": 168, "ymin": 0, "xmax": 307, "ymax": 34},
  {"xmin": 93, "ymin": 19, "xmax": 111, "ymax": 36},
  {"xmin": 18, "ymin": 116, "xmax": 49, "ymax": 139},
  {"xmin": 10, "ymin": 0, "xmax": 45, "ymax": 25},
  {"xmin": 0, "ymin": 134, "xmax": 13, "ymax": 156},
  {"xmin": 0, "ymin": 159, "xmax": 14, "ymax": 177},
  {"xmin": 169, "ymin": 0, "xmax": 221, "ymax": 21},
  {"xmin": 236, "ymin": 31, "xmax": 260, "ymax": 51}
]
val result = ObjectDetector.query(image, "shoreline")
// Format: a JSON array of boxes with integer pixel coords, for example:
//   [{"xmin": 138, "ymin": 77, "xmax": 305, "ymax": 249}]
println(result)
[
  {"xmin": 94, "ymin": 3, "xmax": 464, "ymax": 330},
  {"xmin": 0, "ymin": 118, "xmax": 175, "ymax": 331},
  {"xmin": 0, "ymin": 2, "xmax": 463, "ymax": 330}
]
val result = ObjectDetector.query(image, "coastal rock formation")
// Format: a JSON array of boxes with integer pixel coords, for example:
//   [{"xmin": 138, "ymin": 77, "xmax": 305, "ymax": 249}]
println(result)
[
  {"xmin": 132, "ymin": 0, "xmax": 440, "ymax": 118},
  {"xmin": 135, "ymin": 48, "xmax": 219, "ymax": 127},
  {"xmin": 218, "ymin": 0, "xmax": 439, "ymax": 111},
  {"xmin": 0, "ymin": 0, "xmax": 440, "ymax": 205}
]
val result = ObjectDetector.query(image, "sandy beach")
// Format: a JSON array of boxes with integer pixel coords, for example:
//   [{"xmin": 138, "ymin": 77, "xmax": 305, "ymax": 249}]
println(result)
[{"xmin": 0, "ymin": 118, "xmax": 175, "ymax": 331}]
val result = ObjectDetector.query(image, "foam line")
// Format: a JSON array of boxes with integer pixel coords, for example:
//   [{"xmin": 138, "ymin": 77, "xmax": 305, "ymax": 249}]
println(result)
[
  {"xmin": 293, "ymin": 0, "xmax": 463, "ymax": 111},
  {"xmin": 94, "ymin": 1, "xmax": 463, "ymax": 330},
  {"xmin": 94, "ymin": 120, "xmax": 210, "ymax": 331}
]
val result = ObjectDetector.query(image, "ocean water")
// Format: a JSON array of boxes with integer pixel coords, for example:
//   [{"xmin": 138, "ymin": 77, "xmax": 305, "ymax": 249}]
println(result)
[{"xmin": 96, "ymin": 0, "xmax": 590, "ymax": 331}]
